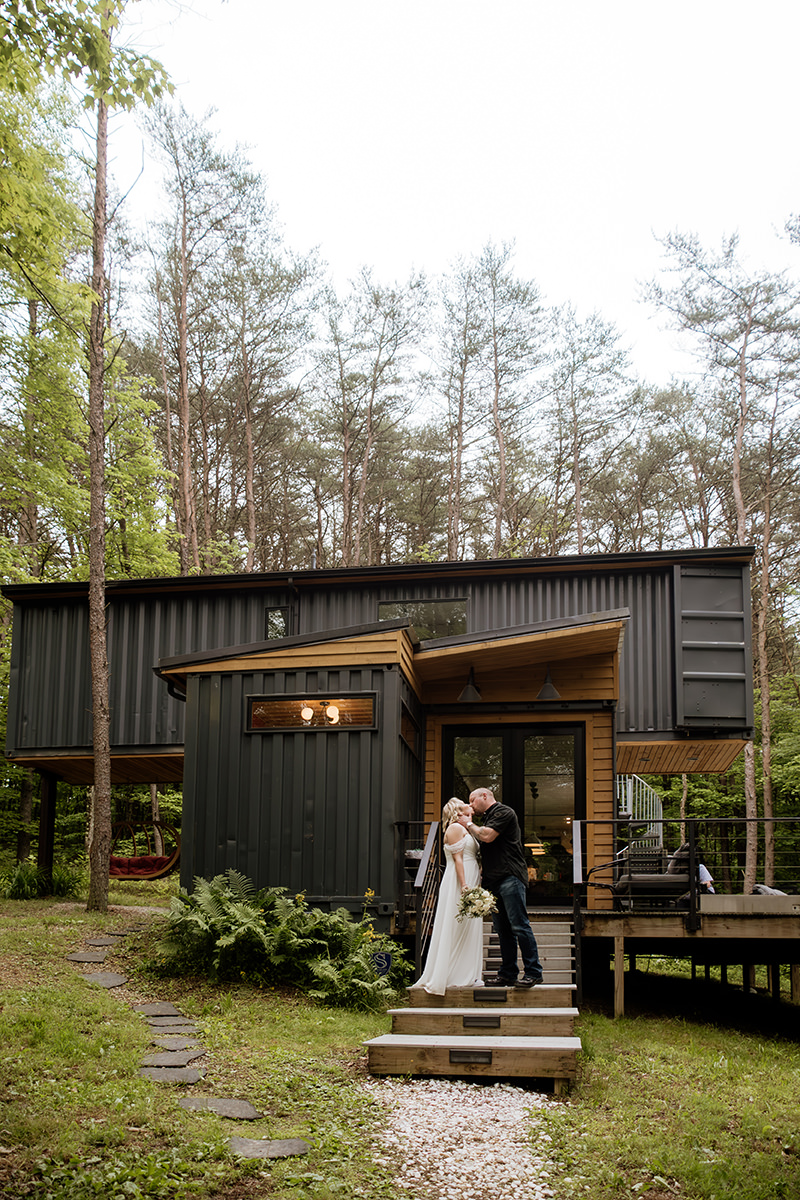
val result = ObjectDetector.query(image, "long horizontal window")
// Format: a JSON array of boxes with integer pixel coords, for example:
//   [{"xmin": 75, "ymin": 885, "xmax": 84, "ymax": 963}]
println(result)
[
  {"xmin": 248, "ymin": 695, "xmax": 376, "ymax": 731},
  {"xmin": 378, "ymin": 598, "xmax": 467, "ymax": 640}
]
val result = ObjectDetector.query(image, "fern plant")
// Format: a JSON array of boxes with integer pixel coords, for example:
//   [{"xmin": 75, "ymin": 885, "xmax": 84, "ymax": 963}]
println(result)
[{"xmin": 152, "ymin": 870, "xmax": 412, "ymax": 1010}]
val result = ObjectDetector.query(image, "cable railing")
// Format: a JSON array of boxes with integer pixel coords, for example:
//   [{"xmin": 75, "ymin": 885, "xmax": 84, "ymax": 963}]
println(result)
[{"xmin": 573, "ymin": 816, "xmax": 800, "ymax": 933}]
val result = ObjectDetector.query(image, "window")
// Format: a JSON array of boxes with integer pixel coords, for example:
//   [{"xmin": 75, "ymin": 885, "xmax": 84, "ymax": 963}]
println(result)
[
  {"xmin": 248, "ymin": 695, "xmax": 377, "ymax": 731},
  {"xmin": 265, "ymin": 606, "xmax": 290, "ymax": 639},
  {"xmin": 378, "ymin": 598, "xmax": 467, "ymax": 640}
]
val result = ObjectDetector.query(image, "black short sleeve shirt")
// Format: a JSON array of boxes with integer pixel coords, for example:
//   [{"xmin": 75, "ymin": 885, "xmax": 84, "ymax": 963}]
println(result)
[{"xmin": 479, "ymin": 802, "xmax": 528, "ymax": 888}]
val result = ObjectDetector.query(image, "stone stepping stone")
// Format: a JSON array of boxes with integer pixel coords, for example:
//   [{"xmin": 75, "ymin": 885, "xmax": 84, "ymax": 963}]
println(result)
[
  {"xmin": 179, "ymin": 1097, "xmax": 263, "ymax": 1120},
  {"xmin": 66, "ymin": 951, "xmax": 108, "ymax": 963},
  {"xmin": 229, "ymin": 1137, "xmax": 309, "ymax": 1160},
  {"xmin": 147, "ymin": 1024, "xmax": 200, "ymax": 1036},
  {"xmin": 135, "ymin": 1002, "xmax": 183, "ymax": 1017},
  {"xmin": 146, "ymin": 1016, "xmax": 197, "ymax": 1027},
  {"xmin": 141, "ymin": 1050, "xmax": 206, "ymax": 1068},
  {"xmin": 139, "ymin": 1066, "xmax": 204, "ymax": 1083},
  {"xmin": 84, "ymin": 971, "xmax": 127, "ymax": 988},
  {"xmin": 86, "ymin": 937, "xmax": 122, "ymax": 946},
  {"xmin": 152, "ymin": 1036, "xmax": 202, "ymax": 1051}
]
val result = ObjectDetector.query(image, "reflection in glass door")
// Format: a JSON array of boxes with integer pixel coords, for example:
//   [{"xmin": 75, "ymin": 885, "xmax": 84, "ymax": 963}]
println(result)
[{"xmin": 445, "ymin": 725, "xmax": 583, "ymax": 905}]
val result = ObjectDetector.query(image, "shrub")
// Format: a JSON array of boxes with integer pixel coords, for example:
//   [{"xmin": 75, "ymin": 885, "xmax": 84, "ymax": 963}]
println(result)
[
  {"xmin": 0, "ymin": 858, "xmax": 84, "ymax": 900},
  {"xmin": 152, "ymin": 869, "xmax": 412, "ymax": 1011}
]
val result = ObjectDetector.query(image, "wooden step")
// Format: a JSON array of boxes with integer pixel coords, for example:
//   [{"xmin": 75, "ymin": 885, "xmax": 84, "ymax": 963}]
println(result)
[
  {"xmin": 486, "ymin": 948, "xmax": 573, "ymax": 967},
  {"xmin": 390, "ymin": 1006, "xmax": 578, "ymax": 1036},
  {"xmin": 406, "ymin": 983, "xmax": 573, "ymax": 1007},
  {"xmin": 365, "ymin": 1033, "xmax": 581, "ymax": 1080}
]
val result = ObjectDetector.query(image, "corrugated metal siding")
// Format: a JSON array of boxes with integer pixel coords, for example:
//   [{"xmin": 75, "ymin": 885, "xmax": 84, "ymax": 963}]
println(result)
[
  {"xmin": 7, "ymin": 562, "xmax": 750, "ymax": 755},
  {"xmin": 181, "ymin": 666, "xmax": 400, "ymax": 905},
  {"xmin": 460, "ymin": 569, "xmax": 674, "ymax": 732},
  {"xmin": 8, "ymin": 602, "xmax": 92, "ymax": 748}
]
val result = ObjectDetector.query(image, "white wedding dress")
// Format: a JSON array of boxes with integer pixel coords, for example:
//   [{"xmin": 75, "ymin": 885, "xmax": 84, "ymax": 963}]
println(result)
[{"xmin": 411, "ymin": 831, "xmax": 485, "ymax": 995}]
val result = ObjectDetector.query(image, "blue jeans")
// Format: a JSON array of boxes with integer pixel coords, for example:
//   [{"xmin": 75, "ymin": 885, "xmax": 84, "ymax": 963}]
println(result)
[{"xmin": 491, "ymin": 875, "xmax": 542, "ymax": 981}]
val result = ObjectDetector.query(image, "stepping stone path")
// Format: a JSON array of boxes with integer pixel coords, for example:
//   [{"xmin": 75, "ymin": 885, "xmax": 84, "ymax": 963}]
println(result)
[{"xmin": 65, "ymin": 929, "xmax": 310, "ymax": 1162}]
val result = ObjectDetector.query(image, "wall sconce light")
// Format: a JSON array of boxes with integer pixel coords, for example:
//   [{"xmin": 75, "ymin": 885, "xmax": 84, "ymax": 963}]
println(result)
[
  {"xmin": 536, "ymin": 666, "xmax": 561, "ymax": 701},
  {"xmin": 324, "ymin": 703, "xmax": 340, "ymax": 725},
  {"xmin": 457, "ymin": 667, "xmax": 482, "ymax": 703},
  {"xmin": 300, "ymin": 705, "xmax": 314, "ymax": 725}
]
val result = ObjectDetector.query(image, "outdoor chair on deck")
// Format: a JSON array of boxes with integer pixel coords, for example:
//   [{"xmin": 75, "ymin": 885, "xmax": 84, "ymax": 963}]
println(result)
[{"xmin": 587, "ymin": 844, "xmax": 694, "ymax": 909}]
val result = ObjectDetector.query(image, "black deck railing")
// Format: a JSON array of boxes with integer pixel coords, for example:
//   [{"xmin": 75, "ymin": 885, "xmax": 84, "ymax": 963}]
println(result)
[{"xmin": 574, "ymin": 816, "xmax": 800, "ymax": 932}]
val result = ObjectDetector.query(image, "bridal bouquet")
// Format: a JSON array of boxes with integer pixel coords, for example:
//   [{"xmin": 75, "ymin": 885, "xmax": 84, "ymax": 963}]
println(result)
[{"xmin": 456, "ymin": 886, "xmax": 497, "ymax": 922}]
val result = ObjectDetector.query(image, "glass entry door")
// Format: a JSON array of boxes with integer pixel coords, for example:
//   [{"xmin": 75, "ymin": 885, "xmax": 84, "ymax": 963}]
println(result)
[{"xmin": 443, "ymin": 725, "xmax": 584, "ymax": 905}]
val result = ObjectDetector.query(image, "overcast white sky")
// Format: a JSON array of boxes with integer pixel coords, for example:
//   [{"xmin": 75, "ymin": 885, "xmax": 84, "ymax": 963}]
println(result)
[{"xmin": 116, "ymin": 0, "xmax": 800, "ymax": 383}]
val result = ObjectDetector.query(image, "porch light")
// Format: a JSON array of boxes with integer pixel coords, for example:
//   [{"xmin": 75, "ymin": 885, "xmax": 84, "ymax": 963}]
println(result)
[
  {"xmin": 457, "ymin": 667, "xmax": 482, "ymax": 703},
  {"xmin": 536, "ymin": 666, "xmax": 561, "ymax": 701}
]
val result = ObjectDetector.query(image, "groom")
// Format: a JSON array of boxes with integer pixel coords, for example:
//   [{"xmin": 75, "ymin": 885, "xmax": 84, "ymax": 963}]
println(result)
[{"xmin": 458, "ymin": 787, "xmax": 543, "ymax": 988}]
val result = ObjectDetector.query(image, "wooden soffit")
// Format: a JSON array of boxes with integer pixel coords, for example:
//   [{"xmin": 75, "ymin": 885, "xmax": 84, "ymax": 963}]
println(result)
[
  {"xmin": 616, "ymin": 738, "xmax": 748, "ymax": 775},
  {"xmin": 413, "ymin": 618, "xmax": 625, "ymax": 684},
  {"xmin": 7, "ymin": 751, "xmax": 185, "ymax": 786}
]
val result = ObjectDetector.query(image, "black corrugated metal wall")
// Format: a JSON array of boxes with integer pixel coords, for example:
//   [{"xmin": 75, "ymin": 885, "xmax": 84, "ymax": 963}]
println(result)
[
  {"xmin": 181, "ymin": 665, "xmax": 419, "ymax": 908},
  {"xmin": 6, "ymin": 559, "xmax": 751, "ymax": 757}
]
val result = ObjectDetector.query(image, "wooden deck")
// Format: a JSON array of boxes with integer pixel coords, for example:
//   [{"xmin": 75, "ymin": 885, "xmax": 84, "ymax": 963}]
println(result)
[{"xmin": 579, "ymin": 900, "xmax": 800, "ymax": 1016}]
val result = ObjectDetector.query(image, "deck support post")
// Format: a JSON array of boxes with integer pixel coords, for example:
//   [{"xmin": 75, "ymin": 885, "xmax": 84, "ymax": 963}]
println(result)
[
  {"xmin": 36, "ymin": 771, "xmax": 57, "ymax": 889},
  {"xmin": 614, "ymin": 935, "xmax": 624, "ymax": 1018},
  {"xmin": 791, "ymin": 963, "xmax": 799, "ymax": 1002},
  {"xmin": 721, "ymin": 963, "xmax": 728, "ymax": 987},
  {"xmin": 769, "ymin": 963, "xmax": 781, "ymax": 1002}
]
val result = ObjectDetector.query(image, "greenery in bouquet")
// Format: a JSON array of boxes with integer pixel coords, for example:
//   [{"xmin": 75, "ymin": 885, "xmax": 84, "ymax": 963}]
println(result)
[{"xmin": 456, "ymin": 885, "xmax": 497, "ymax": 922}]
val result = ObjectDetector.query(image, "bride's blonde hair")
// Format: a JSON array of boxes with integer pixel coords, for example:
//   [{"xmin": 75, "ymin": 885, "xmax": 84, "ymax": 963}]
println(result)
[{"xmin": 442, "ymin": 797, "xmax": 466, "ymax": 832}]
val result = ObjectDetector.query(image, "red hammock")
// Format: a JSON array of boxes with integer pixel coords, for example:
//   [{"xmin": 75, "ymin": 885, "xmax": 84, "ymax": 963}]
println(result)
[{"xmin": 109, "ymin": 820, "xmax": 181, "ymax": 880}]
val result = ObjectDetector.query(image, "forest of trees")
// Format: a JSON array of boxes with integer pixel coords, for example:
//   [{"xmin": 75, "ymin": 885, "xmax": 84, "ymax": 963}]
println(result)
[{"xmin": 3, "ymin": 2, "xmax": 800, "ymax": 897}]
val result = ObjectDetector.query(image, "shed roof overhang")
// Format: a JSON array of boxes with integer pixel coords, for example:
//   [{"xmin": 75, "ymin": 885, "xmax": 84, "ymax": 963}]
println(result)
[
  {"xmin": 155, "ymin": 610, "xmax": 629, "ymax": 704},
  {"xmin": 5, "ymin": 750, "xmax": 184, "ymax": 786},
  {"xmin": 616, "ymin": 737, "xmax": 747, "ymax": 775}
]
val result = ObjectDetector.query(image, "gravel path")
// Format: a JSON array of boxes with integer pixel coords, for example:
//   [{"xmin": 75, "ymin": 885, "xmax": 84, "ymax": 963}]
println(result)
[{"xmin": 362, "ymin": 1077, "xmax": 560, "ymax": 1200}]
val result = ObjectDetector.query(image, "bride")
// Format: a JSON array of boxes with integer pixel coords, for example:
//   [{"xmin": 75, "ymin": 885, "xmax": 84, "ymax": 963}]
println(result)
[{"xmin": 411, "ymin": 798, "xmax": 485, "ymax": 995}]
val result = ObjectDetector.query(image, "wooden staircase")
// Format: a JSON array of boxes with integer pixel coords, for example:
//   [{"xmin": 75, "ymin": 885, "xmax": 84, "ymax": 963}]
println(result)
[
  {"xmin": 484, "ymin": 914, "xmax": 576, "ymax": 987},
  {"xmin": 365, "ymin": 916, "xmax": 580, "ymax": 1092}
]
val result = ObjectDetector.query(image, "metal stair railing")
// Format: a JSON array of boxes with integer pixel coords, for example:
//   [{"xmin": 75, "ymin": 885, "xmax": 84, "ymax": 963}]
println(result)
[
  {"xmin": 413, "ymin": 821, "xmax": 441, "ymax": 976},
  {"xmin": 616, "ymin": 774, "xmax": 664, "ymax": 848}
]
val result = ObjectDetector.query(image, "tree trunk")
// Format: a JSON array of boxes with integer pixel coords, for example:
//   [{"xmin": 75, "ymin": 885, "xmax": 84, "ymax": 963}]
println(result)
[
  {"xmin": 490, "ymin": 330, "xmax": 507, "ymax": 558},
  {"xmin": 16, "ymin": 769, "xmax": 36, "ymax": 863},
  {"xmin": 86, "ymin": 98, "xmax": 112, "ymax": 913},
  {"xmin": 732, "ymin": 310, "xmax": 759, "ymax": 894},
  {"xmin": 150, "ymin": 783, "xmax": 163, "ymax": 855},
  {"xmin": 155, "ymin": 285, "xmax": 184, "ymax": 554},
  {"xmin": 758, "ymin": 403, "xmax": 778, "ymax": 885},
  {"xmin": 177, "ymin": 188, "xmax": 200, "ymax": 574},
  {"xmin": 680, "ymin": 773, "xmax": 688, "ymax": 845}
]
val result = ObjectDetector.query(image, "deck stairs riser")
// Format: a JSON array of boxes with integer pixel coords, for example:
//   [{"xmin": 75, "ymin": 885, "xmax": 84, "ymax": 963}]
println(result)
[{"xmin": 365, "ymin": 916, "xmax": 580, "ymax": 1090}]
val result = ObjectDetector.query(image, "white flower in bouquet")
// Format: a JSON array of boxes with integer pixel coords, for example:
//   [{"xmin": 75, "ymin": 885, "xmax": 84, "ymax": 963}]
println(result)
[{"xmin": 456, "ymin": 886, "xmax": 497, "ymax": 922}]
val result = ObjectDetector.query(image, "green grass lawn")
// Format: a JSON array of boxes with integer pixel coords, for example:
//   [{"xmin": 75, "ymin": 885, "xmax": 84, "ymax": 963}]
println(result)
[{"xmin": 2, "ymin": 889, "xmax": 800, "ymax": 1199}]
